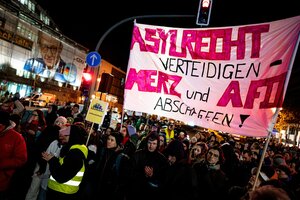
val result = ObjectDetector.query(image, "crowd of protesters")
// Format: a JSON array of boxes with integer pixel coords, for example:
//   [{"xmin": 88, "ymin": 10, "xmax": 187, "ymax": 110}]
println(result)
[{"xmin": 0, "ymin": 92, "xmax": 300, "ymax": 200}]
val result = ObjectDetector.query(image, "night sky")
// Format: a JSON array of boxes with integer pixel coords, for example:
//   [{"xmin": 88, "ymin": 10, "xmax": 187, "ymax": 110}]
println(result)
[{"xmin": 35, "ymin": 0, "xmax": 299, "ymax": 71}]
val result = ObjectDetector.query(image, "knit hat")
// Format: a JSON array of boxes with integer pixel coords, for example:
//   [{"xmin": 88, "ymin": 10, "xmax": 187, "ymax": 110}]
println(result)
[
  {"xmin": 164, "ymin": 139, "xmax": 185, "ymax": 161},
  {"xmin": 54, "ymin": 116, "xmax": 68, "ymax": 126},
  {"xmin": 127, "ymin": 125, "xmax": 136, "ymax": 136},
  {"xmin": 273, "ymin": 154, "xmax": 286, "ymax": 167}
]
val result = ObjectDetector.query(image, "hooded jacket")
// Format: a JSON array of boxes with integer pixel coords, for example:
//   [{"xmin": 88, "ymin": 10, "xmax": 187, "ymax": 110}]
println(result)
[{"xmin": 0, "ymin": 121, "xmax": 27, "ymax": 191}]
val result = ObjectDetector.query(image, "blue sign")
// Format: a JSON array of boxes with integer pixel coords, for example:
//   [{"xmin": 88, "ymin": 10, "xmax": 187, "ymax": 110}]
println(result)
[{"xmin": 86, "ymin": 51, "xmax": 101, "ymax": 67}]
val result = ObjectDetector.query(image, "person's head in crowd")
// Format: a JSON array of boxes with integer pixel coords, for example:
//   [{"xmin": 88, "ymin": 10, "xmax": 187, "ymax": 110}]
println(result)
[
  {"xmin": 54, "ymin": 116, "xmax": 68, "ymax": 128},
  {"xmin": 73, "ymin": 115, "xmax": 84, "ymax": 124},
  {"xmin": 242, "ymin": 150, "xmax": 253, "ymax": 162},
  {"xmin": 59, "ymin": 125, "xmax": 71, "ymax": 144},
  {"xmin": 59, "ymin": 124, "xmax": 87, "ymax": 157},
  {"xmin": 72, "ymin": 103, "xmax": 80, "ymax": 114},
  {"xmin": 104, "ymin": 127, "xmax": 113, "ymax": 135},
  {"xmin": 151, "ymin": 125, "xmax": 158, "ymax": 132},
  {"xmin": 31, "ymin": 109, "xmax": 46, "ymax": 127},
  {"xmin": 182, "ymin": 139, "xmax": 190, "ymax": 152},
  {"xmin": 250, "ymin": 142, "xmax": 260, "ymax": 155},
  {"xmin": 143, "ymin": 124, "xmax": 150, "ymax": 132},
  {"xmin": 9, "ymin": 114, "xmax": 21, "ymax": 131},
  {"xmin": 0, "ymin": 99, "xmax": 14, "ymax": 113},
  {"xmin": 167, "ymin": 122, "xmax": 175, "ymax": 131},
  {"xmin": 273, "ymin": 154, "xmax": 287, "ymax": 168},
  {"xmin": 164, "ymin": 139, "xmax": 185, "ymax": 165},
  {"xmin": 106, "ymin": 131, "xmax": 123, "ymax": 149},
  {"xmin": 177, "ymin": 130, "xmax": 187, "ymax": 141},
  {"xmin": 48, "ymin": 104, "xmax": 58, "ymax": 114},
  {"xmin": 221, "ymin": 142, "xmax": 239, "ymax": 163},
  {"xmin": 12, "ymin": 92, "xmax": 20, "ymax": 101},
  {"xmin": 206, "ymin": 146, "xmax": 224, "ymax": 166},
  {"xmin": 145, "ymin": 131, "xmax": 160, "ymax": 152},
  {"xmin": 73, "ymin": 121, "xmax": 85, "ymax": 129},
  {"xmin": 264, "ymin": 155, "xmax": 273, "ymax": 166},
  {"xmin": 158, "ymin": 133, "xmax": 167, "ymax": 148},
  {"xmin": 193, "ymin": 132, "xmax": 201, "ymax": 141},
  {"xmin": 190, "ymin": 142, "xmax": 208, "ymax": 162},
  {"xmin": 38, "ymin": 31, "xmax": 63, "ymax": 69},
  {"xmin": 208, "ymin": 133, "xmax": 216, "ymax": 142},
  {"xmin": 283, "ymin": 152, "xmax": 292, "ymax": 164},
  {"xmin": 0, "ymin": 110, "xmax": 11, "ymax": 130},
  {"xmin": 138, "ymin": 122, "xmax": 145, "ymax": 132},
  {"xmin": 276, "ymin": 164, "xmax": 291, "ymax": 182},
  {"xmin": 190, "ymin": 136, "xmax": 198, "ymax": 147},
  {"xmin": 119, "ymin": 125, "xmax": 128, "ymax": 138},
  {"xmin": 245, "ymin": 185, "xmax": 291, "ymax": 200},
  {"xmin": 66, "ymin": 117, "xmax": 74, "ymax": 125}
]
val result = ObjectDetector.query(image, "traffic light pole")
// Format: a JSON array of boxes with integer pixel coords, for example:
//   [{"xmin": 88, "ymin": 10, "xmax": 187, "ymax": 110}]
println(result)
[{"xmin": 90, "ymin": 14, "xmax": 195, "ymax": 96}]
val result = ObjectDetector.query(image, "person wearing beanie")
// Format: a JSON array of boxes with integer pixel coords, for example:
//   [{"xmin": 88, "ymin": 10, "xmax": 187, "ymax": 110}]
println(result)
[
  {"xmin": 83, "ymin": 131, "xmax": 124, "ymax": 199},
  {"xmin": 42, "ymin": 125, "xmax": 88, "ymax": 199},
  {"xmin": 276, "ymin": 164, "xmax": 292, "ymax": 182},
  {"xmin": 0, "ymin": 111, "xmax": 27, "ymax": 198},
  {"xmin": 162, "ymin": 139, "xmax": 199, "ymax": 200},
  {"xmin": 163, "ymin": 139, "xmax": 185, "ymax": 165},
  {"xmin": 46, "ymin": 104, "xmax": 58, "ymax": 126},
  {"xmin": 273, "ymin": 154, "xmax": 287, "ymax": 167},
  {"xmin": 129, "ymin": 131, "xmax": 169, "ymax": 200}
]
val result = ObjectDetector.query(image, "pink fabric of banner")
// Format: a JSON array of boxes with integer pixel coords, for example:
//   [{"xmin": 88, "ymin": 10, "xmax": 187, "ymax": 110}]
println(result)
[{"xmin": 124, "ymin": 16, "xmax": 300, "ymax": 137}]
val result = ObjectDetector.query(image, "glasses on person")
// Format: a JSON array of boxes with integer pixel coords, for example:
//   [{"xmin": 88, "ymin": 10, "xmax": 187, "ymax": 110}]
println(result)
[
  {"xmin": 40, "ymin": 44, "xmax": 60, "ymax": 54},
  {"xmin": 207, "ymin": 151, "xmax": 219, "ymax": 158}
]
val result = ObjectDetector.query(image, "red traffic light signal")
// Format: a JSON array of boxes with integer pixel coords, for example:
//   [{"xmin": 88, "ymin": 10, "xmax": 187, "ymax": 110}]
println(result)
[
  {"xmin": 83, "ymin": 72, "xmax": 92, "ymax": 82},
  {"xmin": 196, "ymin": 0, "xmax": 213, "ymax": 26}
]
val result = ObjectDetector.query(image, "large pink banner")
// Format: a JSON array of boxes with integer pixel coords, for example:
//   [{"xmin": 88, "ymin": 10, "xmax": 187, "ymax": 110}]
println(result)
[{"xmin": 124, "ymin": 16, "xmax": 300, "ymax": 137}]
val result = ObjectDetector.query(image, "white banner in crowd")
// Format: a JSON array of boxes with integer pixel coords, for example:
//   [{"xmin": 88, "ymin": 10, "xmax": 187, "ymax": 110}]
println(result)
[{"xmin": 124, "ymin": 16, "xmax": 300, "ymax": 137}]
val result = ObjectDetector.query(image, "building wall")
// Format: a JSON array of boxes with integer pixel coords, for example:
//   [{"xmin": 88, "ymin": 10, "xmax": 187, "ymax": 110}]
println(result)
[
  {"xmin": 94, "ymin": 59, "xmax": 126, "ymax": 113},
  {"xmin": 0, "ymin": 3, "xmax": 88, "ymax": 104}
]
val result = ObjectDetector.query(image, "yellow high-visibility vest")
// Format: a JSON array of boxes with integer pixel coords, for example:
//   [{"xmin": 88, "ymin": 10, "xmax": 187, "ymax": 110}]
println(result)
[
  {"xmin": 48, "ymin": 144, "xmax": 88, "ymax": 194},
  {"xmin": 165, "ymin": 128, "xmax": 175, "ymax": 143}
]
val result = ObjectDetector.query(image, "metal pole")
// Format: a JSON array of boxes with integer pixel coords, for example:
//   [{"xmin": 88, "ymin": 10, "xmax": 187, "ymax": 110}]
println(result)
[
  {"xmin": 251, "ymin": 131, "xmax": 272, "ymax": 190},
  {"xmin": 95, "ymin": 15, "xmax": 195, "ymax": 52},
  {"xmin": 90, "ymin": 14, "xmax": 195, "ymax": 96},
  {"xmin": 252, "ymin": 32, "xmax": 300, "ymax": 190}
]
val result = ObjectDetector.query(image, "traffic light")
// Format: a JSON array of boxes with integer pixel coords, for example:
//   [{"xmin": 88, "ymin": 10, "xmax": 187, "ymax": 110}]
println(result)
[
  {"xmin": 81, "ymin": 71, "xmax": 92, "ymax": 97},
  {"xmin": 98, "ymin": 73, "xmax": 113, "ymax": 93},
  {"xmin": 196, "ymin": 0, "xmax": 213, "ymax": 26}
]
